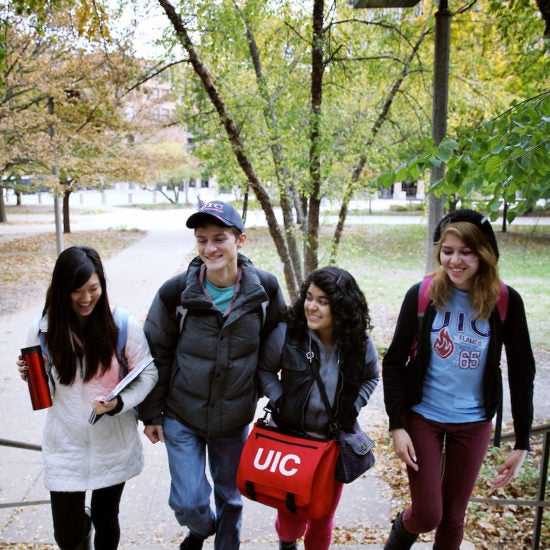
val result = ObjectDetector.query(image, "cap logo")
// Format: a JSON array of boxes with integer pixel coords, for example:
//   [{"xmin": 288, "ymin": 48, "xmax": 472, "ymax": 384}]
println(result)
[
  {"xmin": 202, "ymin": 201, "xmax": 224, "ymax": 213},
  {"xmin": 186, "ymin": 199, "xmax": 244, "ymax": 232}
]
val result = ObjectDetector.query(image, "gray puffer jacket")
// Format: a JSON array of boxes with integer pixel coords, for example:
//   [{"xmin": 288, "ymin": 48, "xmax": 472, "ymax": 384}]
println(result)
[{"xmin": 138, "ymin": 254, "xmax": 285, "ymax": 438}]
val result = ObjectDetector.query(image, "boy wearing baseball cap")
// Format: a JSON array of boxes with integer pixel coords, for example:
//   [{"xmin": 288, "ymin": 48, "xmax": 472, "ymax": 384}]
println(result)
[{"xmin": 139, "ymin": 201, "xmax": 285, "ymax": 550}]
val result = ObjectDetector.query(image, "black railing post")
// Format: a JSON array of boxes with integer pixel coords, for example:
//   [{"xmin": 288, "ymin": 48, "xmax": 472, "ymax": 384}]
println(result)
[
  {"xmin": 533, "ymin": 430, "xmax": 550, "ymax": 549},
  {"xmin": 469, "ymin": 423, "xmax": 550, "ymax": 549}
]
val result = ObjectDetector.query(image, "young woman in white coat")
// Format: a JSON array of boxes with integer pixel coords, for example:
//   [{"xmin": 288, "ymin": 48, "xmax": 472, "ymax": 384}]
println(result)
[{"xmin": 17, "ymin": 246, "xmax": 158, "ymax": 550}]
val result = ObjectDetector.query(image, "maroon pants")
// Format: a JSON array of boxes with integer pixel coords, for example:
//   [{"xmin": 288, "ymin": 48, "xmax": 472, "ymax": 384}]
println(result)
[
  {"xmin": 275, "ymin": 481, "xmax": 344, "ymax": 550},
  {"xmin": 401, "ymin": 411, "xmax": 492, "ymax": 550}
]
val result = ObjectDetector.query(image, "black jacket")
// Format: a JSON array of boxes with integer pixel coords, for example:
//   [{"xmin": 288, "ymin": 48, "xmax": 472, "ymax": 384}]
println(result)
[
  {"xmin": 259, "ymin": 325, "xmax": 380, "ymax": 437},
  {"xmin": 138, "ymin": 254, "xmax": 285, "ymax": 438},
  {"xmin": 382, "ymin": 282, "xmax": 535, "ymax": 450}
]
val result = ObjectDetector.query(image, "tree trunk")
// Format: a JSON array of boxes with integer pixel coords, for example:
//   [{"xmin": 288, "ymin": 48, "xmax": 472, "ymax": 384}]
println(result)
[
  {"xmin": 502, "ymin": 202, "xmax": 508, "ymax": 232},
  {"xmin": 330, "ymin": 23, "xmax": 427, "ymax": 262},
  {"xmin": 240, "ymin": 9, "xmax": 303, "ymax": 287},
  {"xmin": 159, "ymin": 0, "xmax": 301, "ymax": 299},
  {"xmin": 63, "ymin": 189, "xmax": 72, "ymax": 233},
  {"xmin": 0, "ymin": 187, "xmax": 6, "ymax": 223},
  {"xmin": 424, "ymin": 3, "xmax": 451, "ymax": 273},
  {"xmin": 305, "ymin": 0, "xmax": 325, "ymax": 275}
]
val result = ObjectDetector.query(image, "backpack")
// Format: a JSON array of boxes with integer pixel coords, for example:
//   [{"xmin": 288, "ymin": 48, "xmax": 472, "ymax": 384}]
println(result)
[{"xmin": 39, "ymin": 306, "xmax": 130, "ymax": 379}]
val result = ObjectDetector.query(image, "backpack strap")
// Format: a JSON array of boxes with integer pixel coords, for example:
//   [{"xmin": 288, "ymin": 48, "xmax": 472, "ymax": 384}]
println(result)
[
  {"xmin": 417, "ymin": 275, "xmax": 434, "ymax": 317},
  {"xmin": 407, "ymin": 277, "xmax": 433, "ymax": 366},
  {"xmin": 113, "ymin": 306, "xmax": 130, "ymax": 378},
  {"xmin": 158, "ymin": 274, "xmax": 188, "ymax": 333},
  {"xmin": 176, "ymin": 305, "xmax": 188, "ymax": 333},
  {"xmin": 496, "ymin": 280, "xmax": 508, "ymax": 322},
  {"xmin": 37, "ymin": 325, "xmax": 55, "ymax": 392},
  {"xmin": 38, "ymin": 327, "xmax": 51, "ymax": 365},
  {"xmin": 256, "ymin": 271, "xmax": 275, "ymax": 329},
  {"xmin": 174, "ymin": 277, "xmax": 188, "ymax": 333}
]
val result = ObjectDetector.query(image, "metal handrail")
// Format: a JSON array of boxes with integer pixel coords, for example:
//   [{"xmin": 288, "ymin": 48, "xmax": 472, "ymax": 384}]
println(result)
[
  {"xmin": 2, "ymin": 428, "xmax": 548, "ymax": 545},
  {"xmin": 469, "ymin": 423, "xmax": 550, "ymax": 550},
  {"xmin": 0, "ymin": 437, "xmax": 41, "ymax": 451},
  {"xmin": 0, "ymin": 437, "xmax": 50, "ymax": 509}
]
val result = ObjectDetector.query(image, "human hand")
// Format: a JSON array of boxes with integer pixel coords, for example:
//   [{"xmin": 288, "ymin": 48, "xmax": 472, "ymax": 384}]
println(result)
[
  {"xmin": 16, "ymin": 356, "xmax": 28, "ymax": 381},
  {"xmin": 144, "ymin": 424, "xmax": 164, "ymax": 444},
  {"xmin": 92, "ymin": 396, "xmax": 118, "ymax": 415},
  {"xmin": 391, "ymin": 428, "xmax": 419, "ymax": 471},
  {"xmin": 492, "ymin": 449, "xmax": 527, "ymax": 488}
]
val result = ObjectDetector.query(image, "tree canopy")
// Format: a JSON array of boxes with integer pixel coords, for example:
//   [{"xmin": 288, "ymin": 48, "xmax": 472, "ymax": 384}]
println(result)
[
  {"xmin": 153, "ymin": 0, "xmax": 548, "ymax": 294},
  {"xmin": 0, "ymin": 1, "xmax": 187, "ymax": 228},
  {"xmin": 375, "ymin": 0, "xmax": 549, "ymax": 225},
  {"xmin": 3, "ymin": 0, "xmax": 548, "ymax": 292}
]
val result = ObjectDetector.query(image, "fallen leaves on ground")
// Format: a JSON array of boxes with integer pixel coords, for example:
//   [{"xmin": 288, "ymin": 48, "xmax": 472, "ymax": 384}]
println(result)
[{"xmin": 336, "ymin": 420, "xmax": 549, "ymax": 548}]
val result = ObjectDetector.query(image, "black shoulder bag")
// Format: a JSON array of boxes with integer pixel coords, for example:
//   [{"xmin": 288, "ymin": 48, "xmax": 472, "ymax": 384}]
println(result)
[{"xmin": 307, "ymin": 345, "xmax": 376, "ymax": 484}]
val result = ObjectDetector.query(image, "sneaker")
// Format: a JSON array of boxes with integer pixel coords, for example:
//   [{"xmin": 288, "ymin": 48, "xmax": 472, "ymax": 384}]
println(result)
[
  {"xmin": 279, "ymin": 541, "xmax": 297, "ymax": 550},
  {"xmin": 179, "ymin": 532, "xmax": 205, "ymax": 550}
]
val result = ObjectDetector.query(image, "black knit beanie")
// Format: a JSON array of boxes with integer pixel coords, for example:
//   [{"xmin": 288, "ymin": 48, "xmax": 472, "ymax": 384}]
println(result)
[{"xmin": 433, "ymin": 209, "xmax": 499, "ymax": 260}]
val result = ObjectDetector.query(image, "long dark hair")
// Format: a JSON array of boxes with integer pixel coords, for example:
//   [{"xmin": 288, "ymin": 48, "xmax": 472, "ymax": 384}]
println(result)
[
  {"xmin": 43, "ymin": 246, "xmax": 119, "ymax": 384},
  {"xmin": 287, "ymin": 266, "xmax": 372, "ymax": 359}
]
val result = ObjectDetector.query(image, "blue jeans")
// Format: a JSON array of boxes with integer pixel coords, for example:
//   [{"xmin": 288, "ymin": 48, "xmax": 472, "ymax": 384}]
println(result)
[{"xmin": 163, "ymin": 416, "xmax": 248, "ymax": 550}]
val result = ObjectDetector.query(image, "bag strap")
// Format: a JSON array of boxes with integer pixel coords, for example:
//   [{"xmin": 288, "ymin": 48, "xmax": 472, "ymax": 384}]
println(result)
[
  {"xmin": 307, "ymin": 337, "xmax": 339, "ymax": 438},
  {"xmin": 496, "ymin": 280, "xmax": 508, "ymax": 322},
  {"xmin": 417, "ymin": 275, "xmax": 434, "ymax": 317},
  {"xmin": 113, "ymin": 306, "xmax": 130, "ymax": 378},
  {"xmin": 38, "ymin": 326, "xmax": 51, "ymax": 365}
]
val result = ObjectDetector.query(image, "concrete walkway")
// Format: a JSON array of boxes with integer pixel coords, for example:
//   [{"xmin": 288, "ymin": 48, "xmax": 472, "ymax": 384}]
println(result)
[{"xmin": 0, "ymin": 203, "xmax": 491, "ymax": 548}]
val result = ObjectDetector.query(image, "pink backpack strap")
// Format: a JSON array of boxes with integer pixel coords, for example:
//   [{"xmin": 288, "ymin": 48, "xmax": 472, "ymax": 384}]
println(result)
[
  {"xmin": 418, "ymin": 275, "xmax": 434, "ymax": 316},
  {"xmin": 497, "ymin": 280, "xmax": 509, "ymax": 322}
]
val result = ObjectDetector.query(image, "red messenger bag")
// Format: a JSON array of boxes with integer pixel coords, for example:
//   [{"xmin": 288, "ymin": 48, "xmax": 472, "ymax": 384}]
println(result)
[{"xmin": 237, "ymin": 418, "xmax": 340, "ymax": 520}]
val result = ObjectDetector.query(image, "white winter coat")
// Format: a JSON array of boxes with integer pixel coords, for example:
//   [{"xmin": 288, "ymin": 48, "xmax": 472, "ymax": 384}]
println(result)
[{"xmin": 26, "ymin": 313, "xmax": 158, "ymax": 492}]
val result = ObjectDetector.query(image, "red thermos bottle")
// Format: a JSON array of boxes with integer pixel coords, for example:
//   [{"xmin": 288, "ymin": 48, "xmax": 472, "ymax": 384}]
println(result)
[{"xmin": 21, "ymin": 345, "xmax": 53, "ymax": 410}]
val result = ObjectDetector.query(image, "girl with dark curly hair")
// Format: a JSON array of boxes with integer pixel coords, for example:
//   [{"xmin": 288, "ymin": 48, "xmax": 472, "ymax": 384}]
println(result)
[{"xmin": 258, "ymin": 266, "xmax": 380, "ymax": 550}]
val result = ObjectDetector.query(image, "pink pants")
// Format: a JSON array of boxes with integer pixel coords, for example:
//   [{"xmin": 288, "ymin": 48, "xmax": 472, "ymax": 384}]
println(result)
[
  {"xmin": 275, "ymin": 481, "xmax": 344, "ymax": 550},
  {"xmin": 402, "ymin": 411, "xmax": 492, "ymax": 550}
]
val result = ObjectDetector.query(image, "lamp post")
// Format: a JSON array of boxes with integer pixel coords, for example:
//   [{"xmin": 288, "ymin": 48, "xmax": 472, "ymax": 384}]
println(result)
[
  {"xmin": 47, "ymin": 96, "xmax": 64, "ymax": 255},
  {"xmin": 353, "ymin": 0, "xmax": 451, "ymax": 272},
  {"xmin": 427, "ymin": 0, "xmax": 451, "ymax": 269}
]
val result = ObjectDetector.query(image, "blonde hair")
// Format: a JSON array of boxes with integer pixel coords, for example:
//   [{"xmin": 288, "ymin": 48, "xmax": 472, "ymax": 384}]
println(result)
[{"xmin": 430, "ymin": 222, "xmax": 500, "ymax": 320}]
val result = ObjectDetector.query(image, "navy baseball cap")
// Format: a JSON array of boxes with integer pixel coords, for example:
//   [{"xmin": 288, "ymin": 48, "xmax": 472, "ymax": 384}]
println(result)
[{"xmin": 186, "ymin": 201, "xmax": 244, "ymax": 233}]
